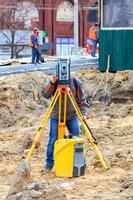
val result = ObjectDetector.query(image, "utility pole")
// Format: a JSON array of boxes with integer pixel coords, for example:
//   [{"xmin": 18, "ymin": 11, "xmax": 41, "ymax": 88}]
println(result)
[
  {"xmin": 74, "ymin": 0, "xmax": 79, "ymax": 56},
  {"xmin": 98, "ymin": 0, "xmax": 101, "ymax": 25}
]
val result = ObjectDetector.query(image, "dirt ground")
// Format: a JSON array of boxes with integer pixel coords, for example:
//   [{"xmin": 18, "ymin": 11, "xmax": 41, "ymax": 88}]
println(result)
[{"xmin": 0, "ymin": 69, "xmax": 133, "ymax": 200}]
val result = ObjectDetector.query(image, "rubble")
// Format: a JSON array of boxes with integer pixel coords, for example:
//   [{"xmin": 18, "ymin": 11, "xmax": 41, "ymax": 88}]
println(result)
[{"xmin": 7, "ymin": 180, "xmax": 68, "ymax": 200}]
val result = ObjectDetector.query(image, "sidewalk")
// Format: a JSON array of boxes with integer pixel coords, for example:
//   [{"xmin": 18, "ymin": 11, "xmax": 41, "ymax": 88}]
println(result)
[{"xmin": 0, "ymin": 54, "xmax": 98, "ymax": 76}]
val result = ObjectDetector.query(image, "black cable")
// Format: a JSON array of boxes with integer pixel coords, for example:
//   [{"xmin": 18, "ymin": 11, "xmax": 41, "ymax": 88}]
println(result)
[{"xmin": 83, "ymin": 118, "xmax": 98, "ymax": 144}]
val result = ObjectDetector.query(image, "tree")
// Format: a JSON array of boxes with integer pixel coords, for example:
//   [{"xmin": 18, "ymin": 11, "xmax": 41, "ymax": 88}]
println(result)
[{"xmin": 0, "ymin": 0, "xmax": 39, "ymax": 58}]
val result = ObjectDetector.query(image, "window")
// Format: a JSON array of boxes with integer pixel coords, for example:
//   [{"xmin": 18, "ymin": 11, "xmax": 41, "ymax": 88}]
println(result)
[
  {"xmin": 15, "ymin": 2, "xmax": 39, "ymax": 28},
  {"xmin": 56, "ymin": 37, "xmax": 74, "ymax": 56},
  {"xmin": 88, "ymin": 2, "xmax": 98, "ymax": 23},
  {"xmin": 101, "ymin": 0, "xmax": 133, "ymax": 29},
  {"xmin": 56, "ymin": 1, "xmax": 74, "ymax": 22}
]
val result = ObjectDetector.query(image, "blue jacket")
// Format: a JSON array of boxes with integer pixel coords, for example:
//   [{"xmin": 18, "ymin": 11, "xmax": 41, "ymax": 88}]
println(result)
[{"xmin": 30, "ymin": 32, "xmax": 39, "ymax": 48}]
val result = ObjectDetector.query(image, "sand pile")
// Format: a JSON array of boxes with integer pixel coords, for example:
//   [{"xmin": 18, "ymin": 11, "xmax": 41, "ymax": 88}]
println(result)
[{"xmin": 0, "ymin": 72, "xmax": 49, "ymax": 129}]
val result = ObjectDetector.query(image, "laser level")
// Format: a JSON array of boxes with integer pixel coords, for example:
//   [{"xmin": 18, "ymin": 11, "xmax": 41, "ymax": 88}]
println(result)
[{"xmin": 56, "ymin": 57, "xmax": 70, "ymax": 85}]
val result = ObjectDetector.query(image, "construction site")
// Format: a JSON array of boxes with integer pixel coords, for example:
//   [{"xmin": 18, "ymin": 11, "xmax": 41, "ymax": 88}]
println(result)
[
  {"xmin": 0, "ymin": 0, "xmax": 133, "ymax": 199},
  {"xmin": 0, "ymin": 68, "xmax": 132, "ymax": 199}
]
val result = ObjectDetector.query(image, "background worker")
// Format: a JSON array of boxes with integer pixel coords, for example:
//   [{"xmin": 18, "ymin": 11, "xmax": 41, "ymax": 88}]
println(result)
[
  {"xmin": 30, "ymin": 27, "xmax": 41, "ymax": 64},
  {"xmin": 41, "ymin": 74, "xmax": 87, "ymax": 171},
  {"xmin": 88, "ymin": 23, "xmax": 99, "ymax": 57}
]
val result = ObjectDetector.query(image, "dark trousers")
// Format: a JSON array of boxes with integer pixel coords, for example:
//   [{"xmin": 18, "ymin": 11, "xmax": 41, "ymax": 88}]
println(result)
[
  {"xmin": 32, "ymin": 48, "xmax": 41, "ymax": 63},
  {"xmin": 90, "ymin": 40, "xmax": 97, "ymax": 57}
]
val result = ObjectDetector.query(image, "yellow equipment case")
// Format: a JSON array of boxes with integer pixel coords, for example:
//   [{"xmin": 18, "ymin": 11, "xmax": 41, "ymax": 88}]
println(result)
[{"xmin": 54, "ymin": 137, "xmax": 85, "ymax": 177}]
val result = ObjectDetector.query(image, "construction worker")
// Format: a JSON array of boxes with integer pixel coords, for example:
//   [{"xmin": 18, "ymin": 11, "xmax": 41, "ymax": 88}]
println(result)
[
  {"xmin": 88, "ymin": 23, "xmax": 99, "ymax": 57},
  {"xmin": 41, "ymin": 74, "xmax": 87, "ymax": 171},
  {"xmin": 30, "ymin": 27, "xmax": 41, "ymax": 64}
]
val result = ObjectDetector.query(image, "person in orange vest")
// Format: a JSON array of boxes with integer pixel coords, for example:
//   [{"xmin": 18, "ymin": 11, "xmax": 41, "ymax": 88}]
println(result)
[
  {"xmin": 88, "ymin": 23, "xmax": 99, "ymax": 57},
  {"xmin": 30, "ymin": 27, "xmax": 41, "ymax": 64}
]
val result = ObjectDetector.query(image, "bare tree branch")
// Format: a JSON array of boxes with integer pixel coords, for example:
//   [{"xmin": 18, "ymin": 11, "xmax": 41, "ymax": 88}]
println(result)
[
  {"xmin": 1, "ymin": 30, "xmax": 12, "ymax": 43},
  {"xmin": 16, "ymin": 45, "xmax": 25, "ymax": 58},
  {"xmin": 0, "ymin": 0, "xmax": 40, "ymax": 58}
]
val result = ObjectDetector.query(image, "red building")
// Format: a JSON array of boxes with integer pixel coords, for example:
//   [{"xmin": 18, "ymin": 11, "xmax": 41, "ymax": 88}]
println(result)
[
  {"xmin": 39, "ymin": 0, "xmax": 98, "ymax": 55},
  {"xmin": 0, "ymin": 0, "xmax": 98, "ymax": 57}
]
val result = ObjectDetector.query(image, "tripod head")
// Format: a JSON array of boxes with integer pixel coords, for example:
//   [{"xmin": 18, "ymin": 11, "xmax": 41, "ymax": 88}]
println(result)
[{"xmin": 56, "ymin": 58, "xmax": 71, "ymax": 85}]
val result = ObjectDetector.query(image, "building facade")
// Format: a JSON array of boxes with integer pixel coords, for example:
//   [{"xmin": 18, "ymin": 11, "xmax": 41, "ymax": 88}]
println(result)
[
  {"xmin": 0, "ymin": 0, "xmax": 98, "ymax": 57},
  {"xmin": 39, "ymin": 0, "xmax": 98, "ymax": 55}
]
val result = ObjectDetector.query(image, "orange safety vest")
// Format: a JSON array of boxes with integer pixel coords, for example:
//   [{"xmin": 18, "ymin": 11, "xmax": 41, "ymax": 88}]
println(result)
[
  {"xmin": 88, "ymin": 28, "xmax": 97, "ymax": 41},
  {"xmin": 29, "ymin": 32, "xmax": 37, "ymax": 48}
]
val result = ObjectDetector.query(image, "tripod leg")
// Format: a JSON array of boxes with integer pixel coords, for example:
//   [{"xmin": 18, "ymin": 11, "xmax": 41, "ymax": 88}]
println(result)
[
  {"xmin": 26, "ymin": 90, "xmax": 60, "ymax": 161},
  {"xmin": 58, "ymin": 91, "xmax": 67, "ymax": 139},
  {"xmin": 67, "ymin": 90, "xmax": 107, "ymax": 169}
]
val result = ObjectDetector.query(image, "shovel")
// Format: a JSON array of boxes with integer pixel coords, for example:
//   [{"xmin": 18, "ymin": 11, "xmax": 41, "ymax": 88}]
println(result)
[{"xmin": 99, "ymin": 54, "xmax": 110, "ymax": 104}]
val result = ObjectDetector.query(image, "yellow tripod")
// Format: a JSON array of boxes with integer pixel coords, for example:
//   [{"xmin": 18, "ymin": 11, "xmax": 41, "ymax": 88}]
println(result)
[{"xmin": 26, "ymin": 85, "xmax": 107, "ymax": 169}]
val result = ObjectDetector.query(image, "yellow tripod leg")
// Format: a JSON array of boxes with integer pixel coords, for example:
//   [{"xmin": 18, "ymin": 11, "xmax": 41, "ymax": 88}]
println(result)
[
  {"xmin": 26, "ymin": 90, "xmax": 60, "ymax": 161},
  {"xmin": 58, "ymin": 91, "xmax": 67, "ymax": 139},
  {"xmin": 67, "ymin": 90, "xmax": 107, "ymax": 169}
]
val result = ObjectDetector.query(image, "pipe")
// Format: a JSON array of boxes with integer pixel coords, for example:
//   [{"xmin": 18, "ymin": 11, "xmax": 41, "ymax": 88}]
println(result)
[{"xmin": 74, "ymin": 0, "xmax": 79, "ymax": 55}]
